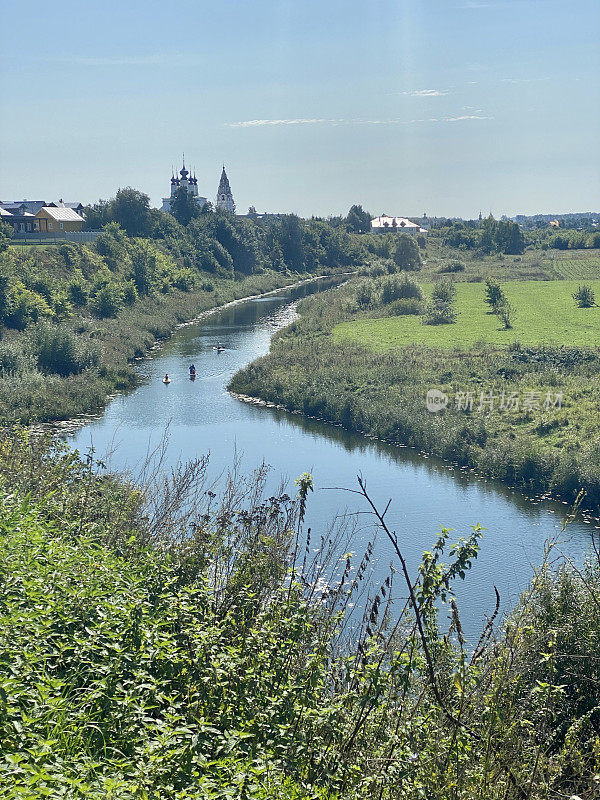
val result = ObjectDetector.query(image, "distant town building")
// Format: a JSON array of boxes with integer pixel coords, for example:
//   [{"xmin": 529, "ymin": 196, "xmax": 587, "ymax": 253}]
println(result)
[
  {"xmin": 370, "ymin": 215, "xmax": 427, "ymax": 235},
  {"xmin": 0, "ymin": 200, "xmax": 84, "ymax": 233},
  {"xmin": 549, "ymin": 219, "xmax": 560, "ymax": 228},
  {"xmin": 35, "ymin": 206, "xmax": 84, "ymax": 233},
  {"xmin": 215, "ymin": 166, "xmax": 236, "ymax": 213},
  {"xmin": 0, "ymin": 200, "xmax": 85, "ymax": 234},
  {"xmin": 161, "ymin": 159, "xmax": 207, "ymax": 214},
  {"xmin": 0, "ymin": 206, "xmax": 36, "ymax": 232},
  {"xmin": 1, "ymin": 200, "xmax": 48, "ymax": 215}
]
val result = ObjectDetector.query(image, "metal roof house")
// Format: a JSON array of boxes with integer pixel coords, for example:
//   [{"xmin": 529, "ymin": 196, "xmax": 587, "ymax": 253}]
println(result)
[
  {"xmin": 370, "ymin": 215, "xmax": 427, "ymax": 235},
  {"xmin": 0, "ymin": 200, "xmax": 48, "ymax": 215},
  {"xmin": 35, "ymin": 206, "xmax": 84, "ymax": 233},
  {"xmin": 0, "ymin": 204, "xmax": 37, "ymax": 233}
]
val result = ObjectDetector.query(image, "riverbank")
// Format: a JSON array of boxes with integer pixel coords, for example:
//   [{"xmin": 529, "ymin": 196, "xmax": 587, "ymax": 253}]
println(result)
[
  {"xmin": 41, "ymin": 273, "xmax": 333, "ymax": 436},
  {"xmin": 0, "ymin": 268, "xmax": 319, "ymax": 425},
  {"xmin": 228, "ymin": 279, "xmax": 600, "ymax": 507},
  {"xmin": 1, "ymin": 428, "xmax": 598, "ymax": 799},
  {"xmin": 0, "ymin": 206, "xmax": 366, "ymax": 425}
]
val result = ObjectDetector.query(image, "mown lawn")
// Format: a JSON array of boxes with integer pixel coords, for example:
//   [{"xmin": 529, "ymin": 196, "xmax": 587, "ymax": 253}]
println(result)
[
  {"xmin": 333, "ymin": 279, "xmax": 600, "ymax": 350},
  {"xmin": 549, "ymin": 254, "xmax": 600, "ymax": 279}
]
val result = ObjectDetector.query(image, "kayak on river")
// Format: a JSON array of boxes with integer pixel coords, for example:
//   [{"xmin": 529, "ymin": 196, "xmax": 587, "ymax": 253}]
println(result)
[{"xmin": 163, "ymin": 374, "xmax": 171, "ymax": 384}]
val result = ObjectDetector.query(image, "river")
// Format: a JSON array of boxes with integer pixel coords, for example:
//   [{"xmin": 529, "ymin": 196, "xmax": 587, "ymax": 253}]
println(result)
[{"xmin": 68, "ymin": 279, "xmax": 595, "ymax": 637}]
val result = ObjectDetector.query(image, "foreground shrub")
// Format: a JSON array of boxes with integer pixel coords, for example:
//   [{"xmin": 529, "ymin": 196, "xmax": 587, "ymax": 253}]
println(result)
[
  {"xmin": 0, "ymin": 341, "xmax": 29, "ymax": 375},
  {"xmin": 354, "ymin": 278, "xmax": 377, "ymax": 308},
  {"xmin": 0, "ymin": 431, "xmax": 598, "ymax": 798},
  {"xmin": 4, "ymin": 283, "xmax": 53, "ymax": 330},
  {"xmin": 484, "ymin": 277, "xmax": 505, "ymax": 312}
]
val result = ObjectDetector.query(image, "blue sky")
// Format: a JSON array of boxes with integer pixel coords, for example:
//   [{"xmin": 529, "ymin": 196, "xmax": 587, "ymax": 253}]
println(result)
[{"xmin": 1, "ymin": 0, "xmax": 598, "ymax": 218}]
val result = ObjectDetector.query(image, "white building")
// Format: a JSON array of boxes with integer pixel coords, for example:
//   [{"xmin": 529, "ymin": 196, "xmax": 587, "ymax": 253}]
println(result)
[
  {"xmin": 215, "ymin": 165, "xmax": 236, "ymax": 213},
  {"xmin": 370, "ymin": 215, "xmax": 427, "ymax": 235},
  {"xmin": 161, "ymin": 160, "xmax": 207, "ymax": 213}
]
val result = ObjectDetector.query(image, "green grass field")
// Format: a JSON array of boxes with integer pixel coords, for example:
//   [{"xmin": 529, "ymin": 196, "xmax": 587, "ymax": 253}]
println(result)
[
  {"xmin": 420, "ymin": 240, "xmax": 600, "ymax": 282},
  {"xmin": 333, "ymin": 279, "xmax": 600, "ymax": 350},
  {"xmin": 548, "ymin": 255, "xmax": 600, "ymax": 279}
]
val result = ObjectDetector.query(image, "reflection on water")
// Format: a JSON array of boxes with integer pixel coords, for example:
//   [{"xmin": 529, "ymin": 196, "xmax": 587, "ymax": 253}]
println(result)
[{"xmin": 68, "ymin": 278, "xmax": 595, "ymax": 638}]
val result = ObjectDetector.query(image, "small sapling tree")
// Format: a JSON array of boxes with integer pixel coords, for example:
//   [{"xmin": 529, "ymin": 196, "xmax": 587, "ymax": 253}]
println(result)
[
  {"xmin": 572, "ymin": 284, "xmax": 596, "ymax": 308},
  {"xmin": 497, "ymin": 300, "xmax": 514, "ymax": 329},
  {"xmin": 484, "ymin": 278, "xmax": 505, "ymax": 312}
]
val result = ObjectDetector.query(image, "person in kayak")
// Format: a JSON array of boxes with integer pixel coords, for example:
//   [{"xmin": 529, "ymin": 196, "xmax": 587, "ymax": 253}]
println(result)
[
  {"xmin": 189, "ymin": 364, "xmax": 196, "ymax": 376},
  {"xmin": 163, "ymin": 374, "xmax": 171, "ymax": 384}
]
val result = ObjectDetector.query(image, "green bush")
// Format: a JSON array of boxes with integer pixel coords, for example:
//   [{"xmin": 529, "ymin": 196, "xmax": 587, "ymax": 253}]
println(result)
[
  {"xmin": 0, "ymin": 342, "xmax": 29, "ymax": 375},
  {"xmin": 26, "ymin": 322, "xmax": 98, "ymax": 376},
  {"xmin": 173, "ymin": 267, "xmax": 196, "ymax": 291},
  {"xmin": 484, "ymin": 277, "xmax": 505, "ymax": 311},
  {"xmin": 389, "ymin": 297, "xmax": 423, "ymax": 315},
  {"xmin": 122, "ymin": 280, "xmax": 138, "ymax": 306},
  {"xmin": 380, "ymin": 274, "xmax": 422, "ymax": 304},
  {"xmin": 4, "ymin": 283, "xmax": 53, "ymax": 330},
  {"xmin": 90, "ymin": 281, "xmax": 124, "ymax": 318},
  {"xmin": 438, "ymin": 260, "xmax": 465, "ymax": 273},
  {"xmin": 431, "ymin": 278, "xmax": 456, "ymax": 303},
  {"xmin": 67, "ymin": 279, "xmax": 88, "ymax": 307},
  {"xmin": 572, "ymin": 284, "xmax": 596, "ymax": 308},
  {"xmin": 393, "ymin": 232, "xmax": 422, "ymax": 270},
  {"xmin": 354, "ymin": 278, "xmax": 377, "ymax": 308},
  {"xmin": 422, "ymin": 298, "xmax": 457, "ymax": 325}
]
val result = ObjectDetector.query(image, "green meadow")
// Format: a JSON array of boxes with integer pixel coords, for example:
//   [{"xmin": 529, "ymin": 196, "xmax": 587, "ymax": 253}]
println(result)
[
  {"xmin": 333, "ymin": 279, "xmax": 600, "ymax": 350},
  {"xmin": 550, "ymin": 255, "xmax": 600, "ymax": 279}
]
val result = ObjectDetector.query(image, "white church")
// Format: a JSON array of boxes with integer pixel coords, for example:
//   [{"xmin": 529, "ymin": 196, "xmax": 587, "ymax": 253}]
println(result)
[{"xmin": 161, "ymin": 159, "xmax": 236, "ymax": 214}]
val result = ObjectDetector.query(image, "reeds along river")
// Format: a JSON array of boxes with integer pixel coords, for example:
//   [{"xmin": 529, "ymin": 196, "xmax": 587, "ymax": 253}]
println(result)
[{"xmin": 68, "ymin": 278, "xmax": 595, "ymax": 639}]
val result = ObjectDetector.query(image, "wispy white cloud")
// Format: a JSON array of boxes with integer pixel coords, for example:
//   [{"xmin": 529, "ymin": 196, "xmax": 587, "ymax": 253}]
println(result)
[
  {"xmin": 443, "ymin": 114, "xmax": 493, "ymax": 121},
  {"xmin": 399, "ymin": 88, "xmax": 450, "ymax": 97},
  {"xmin": 228, "ymin": 115, "xmax": 492, "ymax": 128},
  {"xmin": 228, "ymin": 118, "xmax": 345, "ymax": 128}
]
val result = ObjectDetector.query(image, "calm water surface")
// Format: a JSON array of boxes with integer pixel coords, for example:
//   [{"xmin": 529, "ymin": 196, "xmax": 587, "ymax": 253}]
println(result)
[{"xmin": 69, "ymin": 280, "xmax": 595, "ymax": 636}]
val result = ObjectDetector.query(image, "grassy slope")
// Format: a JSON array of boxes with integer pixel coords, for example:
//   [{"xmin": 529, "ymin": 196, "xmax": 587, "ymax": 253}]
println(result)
[{"xmin": 333, "ymin": 279, "xmax": 600, "ymax": 350}]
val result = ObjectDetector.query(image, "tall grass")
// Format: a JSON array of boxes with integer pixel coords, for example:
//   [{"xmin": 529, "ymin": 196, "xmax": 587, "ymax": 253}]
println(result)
[{"xmin": 0, "ymin": 429, "xmax": 598, "ymax": 797}]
